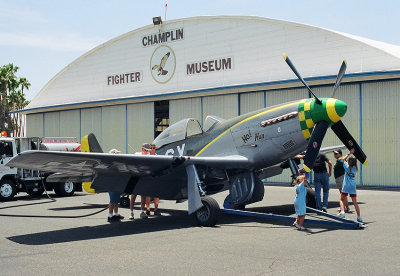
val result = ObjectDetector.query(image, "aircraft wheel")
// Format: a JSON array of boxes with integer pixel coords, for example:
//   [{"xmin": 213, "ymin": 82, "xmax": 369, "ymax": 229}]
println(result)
[
  {"xmin": 54, "ymin": 181, "xmax": 75, "ymax": 197},
  {"xmin": 120, "ymin": 196, "xmax": 130, "ymax": 208},
  {"xmin": 195, "ymin": 197, "xmax": 220, "ymax": 227},
  {"xmin": 306, "ymin": 188, "xmax": 316, "ymax": 208},
  {"xmin": 0, "ymin": 179, "xmax": 16, "ymax": 201}
]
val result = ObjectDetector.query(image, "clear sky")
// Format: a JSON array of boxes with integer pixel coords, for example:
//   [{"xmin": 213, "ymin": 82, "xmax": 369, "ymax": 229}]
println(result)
[{"xmin": 1, "ymin": 0, "xmax": 399, "ymax": 100}]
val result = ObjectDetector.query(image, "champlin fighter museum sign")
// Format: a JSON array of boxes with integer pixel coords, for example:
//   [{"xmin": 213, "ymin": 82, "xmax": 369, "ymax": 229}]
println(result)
[{"xmin": 106, "ymin": 27, "xmax": 233, "ymax": 86}]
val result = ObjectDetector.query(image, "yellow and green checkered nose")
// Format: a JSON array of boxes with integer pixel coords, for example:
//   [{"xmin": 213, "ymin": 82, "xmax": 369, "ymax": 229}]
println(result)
[{"xmin": 298, "ymin": 98, "xmax": 347, "ymax": 140}]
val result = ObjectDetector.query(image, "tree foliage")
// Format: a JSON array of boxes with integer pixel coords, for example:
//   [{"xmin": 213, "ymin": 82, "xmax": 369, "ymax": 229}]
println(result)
[{"xmin": 0, "ymin": 64, "xmax": 30, "ymax": 136}]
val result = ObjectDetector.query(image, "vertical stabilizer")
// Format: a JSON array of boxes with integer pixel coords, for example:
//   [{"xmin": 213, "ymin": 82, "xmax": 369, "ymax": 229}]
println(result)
[
  {"xmin": 81, "ymin": 133, "xmax": 103, "ymax": 153},
  {"xmin": 81, "ymin": 133, "xmax": 102, "ymax": 193}
]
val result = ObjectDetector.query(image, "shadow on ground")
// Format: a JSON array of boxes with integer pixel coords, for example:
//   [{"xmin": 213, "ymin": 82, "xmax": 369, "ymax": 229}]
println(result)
[{"xmin": 7, "ymin": 201, "xmax": 365, "ymax": 245}]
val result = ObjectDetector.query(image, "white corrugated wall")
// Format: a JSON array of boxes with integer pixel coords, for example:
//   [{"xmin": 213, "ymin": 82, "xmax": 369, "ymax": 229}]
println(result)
[
  {"xmin": 59, "ymin": 110, "xmax": 80, "ymax": 139},
  {"xmin": 26, "ymin": 113, "xmax": 43, "ymax": 137},
  {"xmin": 239, "ymin": 92, "xmax": 265, "ymax": 115},
  {"xmin": 81, "ymin": 107, "xmax": 102, "ymax": 145},
  {"xmin": 101, "ymin": 105, "xmax": 126, "ymax": 153},
  {"xmin": 170, "ymin": 97, "xmax": 202, "ymax": 125},
  {"xmin": 362, "ymin": 80, "xmax": 400, "ymax": 187},
  {"xmin": 202, "ymin": 94, "xmax": 239, "ymax": 123},
  {"xmin": 127, "ymin": 102, "xmax": 154, "ymax": 153},
  {"xmin": 44, "ymin": 112, "xmax": 60, "ymax": 137}
]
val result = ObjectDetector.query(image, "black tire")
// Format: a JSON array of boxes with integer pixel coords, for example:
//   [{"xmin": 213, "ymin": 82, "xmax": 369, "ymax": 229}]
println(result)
[
  {"xmin": 0, "ymin": 179, "xmax": 16, "ymax": 201},
  {"xmin": 306, "ymin": 187, "xmax": 316, "ymax": 208},
  {"xmin": 120, "ymin": 196, "xmax": 130, "ymax": 208},
  {"xmin": 195, "ymin": 197, "xmax": 220, "ymax": 227},
  {"xmin": 54, "ymin": 181, "xmax": 75, "ymax": 197}
]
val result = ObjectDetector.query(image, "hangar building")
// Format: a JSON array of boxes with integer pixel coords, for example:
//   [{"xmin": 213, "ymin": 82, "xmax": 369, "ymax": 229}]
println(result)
[{"xmin": 23, "ymin": 16, "xmax": 400, "ymax": 187}]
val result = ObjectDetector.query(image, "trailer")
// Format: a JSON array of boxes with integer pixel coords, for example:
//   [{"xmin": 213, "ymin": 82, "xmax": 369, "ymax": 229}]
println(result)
[{"xmin": 0, "ymin": 136, "xmax": 82, "ymax": 201}]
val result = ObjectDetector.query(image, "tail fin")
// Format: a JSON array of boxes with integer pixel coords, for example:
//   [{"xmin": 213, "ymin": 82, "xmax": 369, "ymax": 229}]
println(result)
[
  {"xmin": 81, "ymin": 133, "xmax": 103, "ymax": 153},
  {"xmin": 81, "ymin": 133, "xmax": 102, "ymax": 194}
]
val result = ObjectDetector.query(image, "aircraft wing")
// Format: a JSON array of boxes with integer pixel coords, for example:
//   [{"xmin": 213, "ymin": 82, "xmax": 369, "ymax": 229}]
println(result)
[
  {"xmin": 7, "ymin": 151, "xmax": 250, "ymax": 214},
  {"xmin": 7, "ymin": 151, "xmax": 250, "ymax": 173}
]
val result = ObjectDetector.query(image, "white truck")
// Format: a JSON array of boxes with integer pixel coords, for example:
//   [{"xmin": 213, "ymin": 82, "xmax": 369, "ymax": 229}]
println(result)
[{"xmin": 0, "ymin": 136, "xmax": 82, "ymax": 201}]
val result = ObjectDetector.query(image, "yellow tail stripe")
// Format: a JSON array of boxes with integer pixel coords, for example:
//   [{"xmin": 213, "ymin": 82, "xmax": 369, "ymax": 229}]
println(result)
[
  {"xmin": 80, "ymin": 135, "xmax": 95, "ymax": 193},
  {"xmin": 81, "ymin": 135, "xmax": 90, "ymax": 152}
]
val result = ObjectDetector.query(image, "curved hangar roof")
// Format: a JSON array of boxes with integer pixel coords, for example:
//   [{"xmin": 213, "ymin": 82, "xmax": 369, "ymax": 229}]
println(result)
[{"xmin": 26, "ymin": 15, "xmax": 400, "ymax": 113}]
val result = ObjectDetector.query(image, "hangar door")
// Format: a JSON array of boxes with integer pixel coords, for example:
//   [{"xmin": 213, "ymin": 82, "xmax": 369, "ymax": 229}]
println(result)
[
  {"xmin": 202, "ymin": 94, "xmax": 239, "ymax": 124},
  {"xmin": 102, "ymin": 105, "xmax": 126, "ymax": 153},
  {"xmin": 170, "ymin": 97, "xmax": 202, "ymax": 125},
  {"xmin": 81, "ymin": 107, "xmax": 102, "ymax": 144},
  {"xmin": 362, "ymin": 80, "xmax": 400, "ymax": 187},
  {"xmin": 239, "ymin": 91, "xmax": 265, "ymax": 115},
  {"xmin": 26, "ymin": 113, "xmax": 43, "ymax": 137},
  {"xmin": 127, "ymin": 102, "xmax": 154, "ymax": 153}
]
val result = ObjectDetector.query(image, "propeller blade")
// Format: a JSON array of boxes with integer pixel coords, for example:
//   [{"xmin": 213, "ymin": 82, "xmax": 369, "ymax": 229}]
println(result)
[
  {"xmin": 303, "ymin": 121, "xmax": 330, "ymax": 172},
  {"xmin": 283, "ymin": 53, "xmax": 322, "ymax": 105},
  {"xmin": 331, "ymin": 120, "xmax": 368, "ymax": 165},
  {"xmin": 331, "ymin": 60, "xmax": 347, "ymax": 98}
]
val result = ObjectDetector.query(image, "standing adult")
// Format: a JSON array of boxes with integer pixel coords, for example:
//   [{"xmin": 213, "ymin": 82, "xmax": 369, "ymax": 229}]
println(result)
[
  {"xmin": 149, "ymin": 144, "xmax": 161, "ymax": 216},
  {"xmin": 333, "ymin": 150, "xmax": 350, "ymax": 212},
  {"xmin": 107, "ymin": 148, "xmax": 124, "ymax": 222},
  {"xmin": 129, "ymin": 143, "xmax": 152, "ymax": 219},
  {"xmin": 312, "ymin": 153, "xmax": 333, "ymax": 212}
]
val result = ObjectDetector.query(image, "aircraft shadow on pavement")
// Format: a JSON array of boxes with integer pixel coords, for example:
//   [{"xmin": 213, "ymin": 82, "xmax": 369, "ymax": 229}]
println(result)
[{"xmin": 7, "ymin": 203, "xmax": 357, "ymax": 245}]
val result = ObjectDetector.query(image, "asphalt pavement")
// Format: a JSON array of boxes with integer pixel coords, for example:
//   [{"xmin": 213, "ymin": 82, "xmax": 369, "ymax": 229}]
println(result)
[{"xmin": 1, "ymin": 185, "xmax": 399, "ymax": 275}]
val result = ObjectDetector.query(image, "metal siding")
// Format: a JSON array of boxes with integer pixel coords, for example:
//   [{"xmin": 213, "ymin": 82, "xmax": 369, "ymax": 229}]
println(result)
[
  {"xmin": 26, "ymin": 113, "xmax": 43, "ymax": 137},
  {"xmin": 81, "ymin": 108, "xmax": 102, "ymax": 145},
  {"xmin": 59, "ymin": 110, "xmax": 80, "ymax": 139},
  {"xmin": 362, "ymin": 80, "xmax": 400, "ymax": 187},
  {"xmin": 266, "ymin": 88, "xmax": 308, "ymax": 107},
  {"xmin": 202, "ymin": 94, "xmax": 238, "ymax": 124},
  {"xmin": 127, "ymin": 102, "xmax": 154, "ymax": 153},
  {"xmin": 170, "ymin": 97, "xmax": 202, "ymax": 125},
  {"xmin": 101, "ymin": 105, "xmax": 126, "ymax": 153},
  {"xmin": 44, "ymin": 112, "xmax": 60, "ymax": 137},
  {"xmin": 239, "ymin": 91, "xmax": 265, "ymax": 115}
]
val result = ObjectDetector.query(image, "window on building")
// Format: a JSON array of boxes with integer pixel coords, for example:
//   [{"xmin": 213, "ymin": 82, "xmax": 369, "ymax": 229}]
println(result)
[{"xmin": 154, "ymin": 100, "xmax": 169, "ymax": 138}]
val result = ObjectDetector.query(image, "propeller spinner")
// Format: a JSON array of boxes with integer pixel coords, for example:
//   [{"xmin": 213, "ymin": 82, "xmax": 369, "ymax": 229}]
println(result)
[{"xmin": 283, "ymin": 54, "xmax": 368, "ymax": 172}]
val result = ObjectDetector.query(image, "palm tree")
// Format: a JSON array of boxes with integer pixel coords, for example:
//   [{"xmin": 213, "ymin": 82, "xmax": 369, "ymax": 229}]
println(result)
[
  {"xmin": 0, "ymin": 64, "xmax": 19, "ymax": 134},
  {"xmin": 8, "ymin": 89, "xmax": 30, "ymax": 137}
]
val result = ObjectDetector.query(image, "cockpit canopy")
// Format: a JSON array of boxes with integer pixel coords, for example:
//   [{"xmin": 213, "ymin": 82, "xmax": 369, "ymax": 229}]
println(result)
[
  {"xmin": 203, "ymin": 115, "xmax": 225, "ymax": 132},
  {"xmin": 153, "ymin": 118, "xmax": 203, "ymax": 148}
]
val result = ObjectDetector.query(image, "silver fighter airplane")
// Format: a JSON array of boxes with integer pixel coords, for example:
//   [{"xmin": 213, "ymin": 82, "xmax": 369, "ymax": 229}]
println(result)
[{"xmin": 7, "ymin": 54, "xmax": 367, "ymax": 226}]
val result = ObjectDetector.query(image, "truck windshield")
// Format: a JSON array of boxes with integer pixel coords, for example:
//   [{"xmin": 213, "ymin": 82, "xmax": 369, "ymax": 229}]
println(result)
[{"xmin": 0, "ymin": 141, "xmax": 13, "ymax": 157}]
